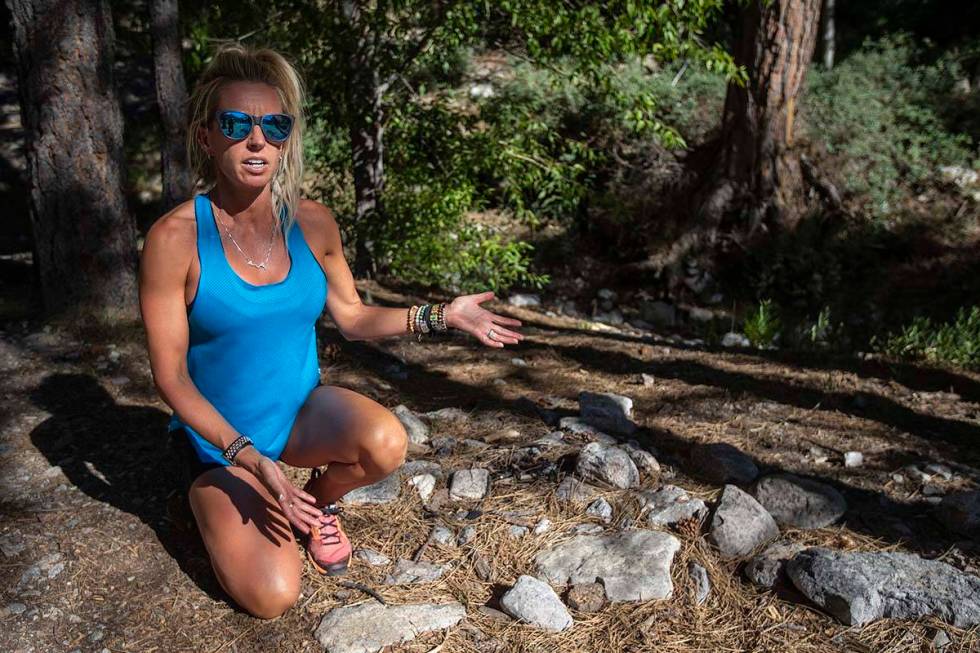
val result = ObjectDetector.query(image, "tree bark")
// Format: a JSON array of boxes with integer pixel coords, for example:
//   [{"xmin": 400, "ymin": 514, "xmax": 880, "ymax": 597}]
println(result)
[
  {"xmin": 7, "ymin": 0, "xmax": 139, "ymax": 323},
  {"xmin": 820, "ymin": 0, "xmax": 835, "ymax": 70},
  {"xmin": 150, "ymin": 0, "xmax": 193, "ymax": 212},
  {"xmin": 343, "ymin": 0, "xmax": 387, "ymax": 280},
  {"xmin": 698, "ymin": 0, "xmax": 821, "ymax": 234}
]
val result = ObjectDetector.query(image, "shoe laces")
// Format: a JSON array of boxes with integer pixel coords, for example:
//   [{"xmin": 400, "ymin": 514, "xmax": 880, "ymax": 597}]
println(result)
[{"xmin": 314, "ymin": 503, "xmax": 344, "ymax": 546}]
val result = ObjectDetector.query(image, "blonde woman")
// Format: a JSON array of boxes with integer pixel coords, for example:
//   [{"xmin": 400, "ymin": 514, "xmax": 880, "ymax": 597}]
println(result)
[{"xmin": 138, "ymin": 44, "xmax": 523, "ymax": 619}]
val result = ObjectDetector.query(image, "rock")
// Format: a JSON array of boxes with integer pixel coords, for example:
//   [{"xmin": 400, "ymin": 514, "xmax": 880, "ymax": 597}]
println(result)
[
  {"xmin": 0, "ymin": 534, "xmax": 26, "ymax": 558},
  {"xmin": 384, "ymin": 559, "xmax": 449, "ymax": 585},
  {"xmin": 555, "ymin": 476, "xmax": 601, "ymax": 504},
  {"xmin": 924, "ymin": 463, "xmax": 954, "ymax": 481},
  {"xmin": 511, "ymin": 357, "xmax": 528, "ymax": 367},
  {"xmin": 707, "ymin": 485, "xmax": 780, "ymax": 559},
  {"xmin": 400, "ymin": 460, "xmax": 443, "ymax": 478},
  {"xmin": 587, "ymin": 498, "xmax": 613, "ymax": 523},
  {"xmin": 392, "ymin": 405, "xmax": 430, "ymax": 445},
  {"xmin": 751, "ymin": 474, "xmax": 847, "ymax": 529},
  {"xmin": 641, "ymin": 373, "xmax": 656, "ymax": 387},
  {"xmin": 572, "ymin": 524, "xmax": 604, "ymax": 534},
  {"xmin": 721, "ymin": 332, "xmax": 751, "ymax": 348},
  {"xmin": 315, "ymin": 601, "xmax": 465, "ymax": 653},
  {"xmin": 786, "ymin": 547, "xmax": 980, "ymax": 627},
  {"xmin": 430, "ymin": 436, "xmax": 457, "ymax": 455},
  {"xmin": 476, "ymin": 606, "xmax": 512, "ymax": 622},
  {"xmin": 566, "ymin": 582, "xmax": 606, "ymax": 613},
  {"xmin": 558, "ymin": 416, "xmax": 617, "ymax": 444},
  {"xmin": 423, "ymin": 407, "xmax": 470, "ymax": 421},
  {"xmin": 431, "ymin": 526, "xmax": 455, "ymax": 545},
  {"xmin": 579, "ymin": 391, "xmax": 638, "ymax": 436},
  {"xmin": 691, "ymin": 443, "xmax": 759, "ymax": 485},
  {"xmin": 744, "ymin": 541, "xmax": 806, "ymax": 589},
  {"xmin": 593, "ymin": 310, "xmax": 624, "ymax": 326},
  {"xmin": 640, "ymin": 300, "xmax": 676, "ymax": 327},
  {"xmin": 534, "ymin": 432, "xmax": 566, "ymax": 448},
  {"xmin": 409, "ymin": 474, "xmax": 436, "ymax": 503},
  {"xmin": 622, "ymin": 445, "xmax": 660, "ymax": 478},
  {"xmin": 576, "ymin": 442, "xmax": 640, "ymax": 489},
  {"xmin": 499, "ymin": 575, "xmax": 573, "ymax": 632},
  {"xmin": 508, "ymin": 293, "xmax": 541, "ymax": 307},
  {"xmin": 844, "ymin": 451, "xmax": 864, "ymax": 468},
  {"xmin": 939, "ymin": 165, "xmax": 979, "ymax": 188},
  {"xmin": 688, "ymin": 562, "xmax": 710, "ymax": 605},
  {"xmin": 457, "ymin": 526, "xmax": 477, "ymax": 546},
  {"xmin": 637, "ymin": 485, "xmax": 708, "ymax": 527},
  {"xmin": 5, "ymin": 602, "xmax": 26, "ymax": 616},
  {"xmin": 931, "ymin": 629, "xmax": 952, "ymax": 650},
  {"xmin": 343, "ymin": 474, "xmax": 401, "ymax": 505},
  {"xmin": 462, "ymin": 439, "xmax": 490, "ymax": 451},
  {"xmin": 535, "ymin": 530, "xmax": 680, "ymax": 602},
  {"xmin": 450, "ymin": 469, "xmax": 490, "ymax": 501},
  {"xmin": 508, "ymin": 525, "xmax": 529, "ymax": 539},
  {"xmin": 937, "ymin": 490, "xmax": 980, "ymax": 537},
  {"xmin": 353, "ymin": 548, "xmax": 390, "ymax": 567},
  {"xmin": 533, "ymin": 519, "xmax": 552, "ymax": 535}
]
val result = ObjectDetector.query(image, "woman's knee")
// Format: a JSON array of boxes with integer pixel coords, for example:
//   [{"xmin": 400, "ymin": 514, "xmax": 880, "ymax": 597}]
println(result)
[
  {"xmin": 234, "ymin": 571, "xmax": 301, "ymax": 619},
  {"xmin": 361, "ymin": 413, "xmax": 408, "ymax": 476}
]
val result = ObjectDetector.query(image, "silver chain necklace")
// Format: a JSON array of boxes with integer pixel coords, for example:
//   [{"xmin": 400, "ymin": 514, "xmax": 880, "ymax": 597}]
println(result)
[{"xmin": 212, "ymin": 191, "xmax": 278, "ymax": 270}]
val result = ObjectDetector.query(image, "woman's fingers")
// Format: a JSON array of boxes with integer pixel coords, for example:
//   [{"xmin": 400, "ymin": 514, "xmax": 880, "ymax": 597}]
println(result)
[
  {"xmin": 490, "ymin": 326, "xmax": 523, "ymax": 341},
  {"xmin": 491, "ymin": 314, "xmax": 522, "ymax": 327}
]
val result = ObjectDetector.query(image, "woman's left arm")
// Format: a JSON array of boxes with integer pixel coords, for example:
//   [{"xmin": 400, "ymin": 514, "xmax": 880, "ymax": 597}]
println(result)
[{"xmin": 306, "ymin": 200, "xmax": 524, "ymax": 348}]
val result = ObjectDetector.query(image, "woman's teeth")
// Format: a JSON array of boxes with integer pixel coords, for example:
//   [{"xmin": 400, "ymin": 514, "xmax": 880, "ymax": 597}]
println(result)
[{"xmin": 244, "ymin": 161, "xmax": 267, "ymax": 170}]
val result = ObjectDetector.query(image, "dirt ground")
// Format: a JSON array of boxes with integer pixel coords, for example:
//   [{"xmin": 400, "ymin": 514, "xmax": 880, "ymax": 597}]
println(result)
[{"xmin": 1, "ymin": 279, "xmax": 979, "ymax": 653}]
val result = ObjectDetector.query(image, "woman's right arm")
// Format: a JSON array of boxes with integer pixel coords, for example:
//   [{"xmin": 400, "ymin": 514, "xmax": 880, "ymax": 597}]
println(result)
[{"xmin": 137, "ymin": 209, "xmax": 324, "ymax": 534}]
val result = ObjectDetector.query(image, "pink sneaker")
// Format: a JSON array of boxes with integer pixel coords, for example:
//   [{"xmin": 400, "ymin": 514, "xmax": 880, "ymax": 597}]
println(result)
[
  {"xmin": 303, "ymin": 468, "xmax": 351, "ymax": 576},
  {"xmin": 306, "ymin": 503, "xmax": 352, "ymax": 576}
]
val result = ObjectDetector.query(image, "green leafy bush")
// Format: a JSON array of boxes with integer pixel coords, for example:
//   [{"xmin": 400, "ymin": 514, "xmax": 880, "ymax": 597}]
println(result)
[
  {"xmin": 876, "ymin": 306, "xmax": 980, "ymax": 369},
  {"xmin": 803, "ymin": 35, "xmax": 978, "ymax": 218}
]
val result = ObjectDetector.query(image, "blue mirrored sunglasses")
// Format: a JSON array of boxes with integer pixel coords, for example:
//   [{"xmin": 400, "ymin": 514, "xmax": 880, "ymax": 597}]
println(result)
[{"xmin": 214, "ymin": 110, "xmax": 294, "ymax": 142}]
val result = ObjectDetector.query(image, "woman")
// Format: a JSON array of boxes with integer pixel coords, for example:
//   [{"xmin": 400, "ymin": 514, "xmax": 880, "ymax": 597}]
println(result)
[{"xmin": 138, "ymin": 44, "xmax": 524, "ymax": 619}]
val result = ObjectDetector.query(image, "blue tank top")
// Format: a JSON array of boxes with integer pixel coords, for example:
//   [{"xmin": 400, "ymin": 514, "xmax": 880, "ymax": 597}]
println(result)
[{"xmin": 167, "ymin": 192, "xmax": 328, "ymax": 465}]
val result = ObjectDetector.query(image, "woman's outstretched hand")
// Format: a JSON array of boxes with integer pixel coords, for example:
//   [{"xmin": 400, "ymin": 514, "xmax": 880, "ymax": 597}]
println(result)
[
  {"xmin": 446, "ymin": 291, "xmax": 524, "ymax": 348},
  {"xmin": 252, "ymin": 455, "xmax": 326, "ymax": 538}
]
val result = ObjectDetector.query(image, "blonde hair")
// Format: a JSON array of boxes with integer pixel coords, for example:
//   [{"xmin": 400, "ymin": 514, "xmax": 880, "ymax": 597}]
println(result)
[{"xmin": 185, "ymin": 43, "xmax": 306, "ymax": 234}]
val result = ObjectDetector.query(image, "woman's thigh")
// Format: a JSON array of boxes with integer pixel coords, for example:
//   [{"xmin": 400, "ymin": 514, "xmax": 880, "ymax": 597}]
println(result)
[
  {"xmin": 188, "ymin": 465, "xmax": 303, "ymax": 619},
  {"xmin": 279, "ymin": 384, "xmax": 407, "ymax": 469}
]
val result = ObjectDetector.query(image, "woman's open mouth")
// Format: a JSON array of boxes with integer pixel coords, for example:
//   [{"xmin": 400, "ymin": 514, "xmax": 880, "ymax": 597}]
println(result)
[{"xmin": 243, "ymin": 159, "xmax": 268, "ymax": 173}]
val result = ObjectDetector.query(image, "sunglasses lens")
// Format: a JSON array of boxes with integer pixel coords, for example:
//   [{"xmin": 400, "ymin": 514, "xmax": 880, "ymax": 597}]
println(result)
[
  {"xmin": 217, "ymin": 111, "xmax": 253, "ymax": 140},
  {"xmin": 261, "ymin": 114, "xmax": 293, "ymax": 141}
]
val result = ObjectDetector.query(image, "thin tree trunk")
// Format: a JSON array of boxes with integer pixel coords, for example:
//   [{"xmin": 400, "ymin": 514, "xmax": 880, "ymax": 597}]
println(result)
[
  {"xmin": 343, "ymin": 0, "xmax": 388, "ymax": 279},
  {"xmin": 150, "ymin": 0, "xmax": 193, "ymax": 211},
  {"xmin": 699, "ymin": 0, "xmax": 821, "ymax": 233},
  {"xmin": 820, "ymin": 0, "xmax": 835, "ymax": 70},
  {"xmin": 7, "ymin": 0, "xmax": 139, "ymax": 323}
]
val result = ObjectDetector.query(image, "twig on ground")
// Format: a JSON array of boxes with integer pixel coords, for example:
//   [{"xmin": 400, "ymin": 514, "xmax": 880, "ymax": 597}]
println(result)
[{"xmin": 338, "ymin": 580, "xmax": 386, "ymax": 605}]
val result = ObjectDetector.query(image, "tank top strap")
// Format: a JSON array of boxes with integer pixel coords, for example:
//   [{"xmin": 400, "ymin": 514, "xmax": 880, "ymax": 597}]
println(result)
[{"xmin": 194, "ymin": 193, "xmax": 223, "ymax": 271}]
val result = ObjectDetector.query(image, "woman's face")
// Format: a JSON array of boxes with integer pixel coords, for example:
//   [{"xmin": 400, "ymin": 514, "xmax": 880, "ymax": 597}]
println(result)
[{"xmin": 198, "ymin": 81, "xmax": 287, "ymax": 191}]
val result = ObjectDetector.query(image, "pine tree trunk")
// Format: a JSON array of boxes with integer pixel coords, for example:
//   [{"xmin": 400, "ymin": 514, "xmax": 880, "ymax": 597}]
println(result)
[
  {"xmin": 699, "ymin": 0, "xmax": 821, "ymax": 234},
  {"xmin": 343, "ymin": 0, "xmax": 388, "ymax": 280},
  {"xmin": 8, "ymin": 0, "xmax": 139, "ymax": 323},
  {"xmin": 150, "ymin": 0, "xmax": 193, "ymax": 211}
]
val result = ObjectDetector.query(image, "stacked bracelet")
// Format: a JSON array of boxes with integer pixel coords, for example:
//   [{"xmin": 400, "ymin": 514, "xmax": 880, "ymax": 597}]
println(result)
[
  {"xmin": 407, "ymin": 302, "xmax": 449, "ymax": 342},
  {"xmin": 222, "ymin": 434, "xmax": 254, "ymax": 465}
]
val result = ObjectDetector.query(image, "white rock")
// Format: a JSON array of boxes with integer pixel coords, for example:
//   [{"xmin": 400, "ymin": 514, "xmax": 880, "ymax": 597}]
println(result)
[
  {"xmin": 409, "ymin": 474, "xmax": 436, "ymax": 503},
  {"xmin": 499, "ymin": 575, "xmax": 573, "ymax": 632},
  {"xmin": 315, "ymin": 601, "xmax": 465, "ymax": 653},
  {"xmin": 844, "ymin": 451, "xmax": 864, "ymax": 468},
  {"xmin": 449, "ymin": 468, "xmax": 490, "ymax": 501},
  {"xmin": 353, "ymin": 548, "xmax": 390, "ymax": 566},
  {"xmin": 392, "ymin": 405, "xmax": 430, "ymax": 445}
]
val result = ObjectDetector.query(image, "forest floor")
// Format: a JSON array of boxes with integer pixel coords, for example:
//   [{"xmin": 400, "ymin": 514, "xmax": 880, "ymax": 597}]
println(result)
[{"xmin": 1, "ymin": 279, "xmax": 979, "ymax": 653}]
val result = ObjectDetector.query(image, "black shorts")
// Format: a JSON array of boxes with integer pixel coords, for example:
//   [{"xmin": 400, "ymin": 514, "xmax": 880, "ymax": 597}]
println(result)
[{"xmin": 169, "ymin": 426, "xmax": 225, "ymax": 497}]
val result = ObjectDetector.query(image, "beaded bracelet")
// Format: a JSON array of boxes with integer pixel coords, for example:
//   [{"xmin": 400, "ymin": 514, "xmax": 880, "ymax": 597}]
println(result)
[
  {"xmin": 407, "ymin": 303, "xmax": 449, "ymax": 342},
  {"xmin": 222, "ymin": 434, "xmax": 254, "ymax": 465}
]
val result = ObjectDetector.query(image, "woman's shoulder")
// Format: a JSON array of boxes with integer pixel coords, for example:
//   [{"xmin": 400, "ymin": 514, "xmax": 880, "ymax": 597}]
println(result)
[
  {"xmin": 295, "ymin": 198, "xmax": 341, "ymax": 251},
  {"xmin": 143, "ymin": 198, "xmax": 198, "ymax": 257}
]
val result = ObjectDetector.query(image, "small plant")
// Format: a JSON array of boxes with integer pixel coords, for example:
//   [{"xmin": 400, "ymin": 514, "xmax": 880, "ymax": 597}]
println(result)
[
  {"xmin": 743, "ymin": 300, "xmax": 782, "ymax": 348},
  {"xmin": 876, "ymin": 306, "xmax": 980, "ymax": 369}
]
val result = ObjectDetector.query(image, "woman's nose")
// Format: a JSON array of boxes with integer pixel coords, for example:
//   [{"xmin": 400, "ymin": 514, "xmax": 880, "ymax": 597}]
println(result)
[{"xmin": 246, "ymin": 123, "xmax": 266, "ymax": 146}]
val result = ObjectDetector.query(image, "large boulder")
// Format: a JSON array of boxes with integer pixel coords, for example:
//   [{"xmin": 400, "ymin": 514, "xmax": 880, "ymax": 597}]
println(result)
[
  {"xmin": 786, "ymin": 547, "xmax": 980, "ymax": 627},
  {"xmin": 535, "ymin": 530, "xmax": 680, "ymax": 602},
  {"xmin": 315, "ymin": 602, "xmax": 465, "ymax": 653},
  {"xmin": 751, "ymin": 474, "xmax": 847, "ymax": 529},
  {"xmin": 707, "ymin": 485, "xmax": 779, "ymax": 558}
]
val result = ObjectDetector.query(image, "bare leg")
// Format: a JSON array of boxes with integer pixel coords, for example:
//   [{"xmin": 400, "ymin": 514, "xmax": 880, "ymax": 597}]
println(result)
[
  {"xmin": 279, "ymin": 384, "xmax": 408, "ymax": 503},
  {"xmin": 188, "ymin": 466, "xmax": 303, "ymax": 619}
]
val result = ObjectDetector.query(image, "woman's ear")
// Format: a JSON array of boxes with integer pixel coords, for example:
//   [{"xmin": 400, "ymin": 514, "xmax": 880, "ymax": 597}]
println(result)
[{"xmin": 197, "ymin": 125, "xmax": 210, "ymax": 155}]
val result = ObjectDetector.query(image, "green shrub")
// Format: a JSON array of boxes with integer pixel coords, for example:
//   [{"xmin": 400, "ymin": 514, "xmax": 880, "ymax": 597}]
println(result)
[
  {"xmin": 876, "ymin": 306, "xmax": 980, "ymax": 369},
  {"xmin": 743, "ymin": 299, "xmax": 782, "ymax": 348},
  {"xmin": 803, "ymin": 35, "xmax": 978, "ymax": 218}
]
